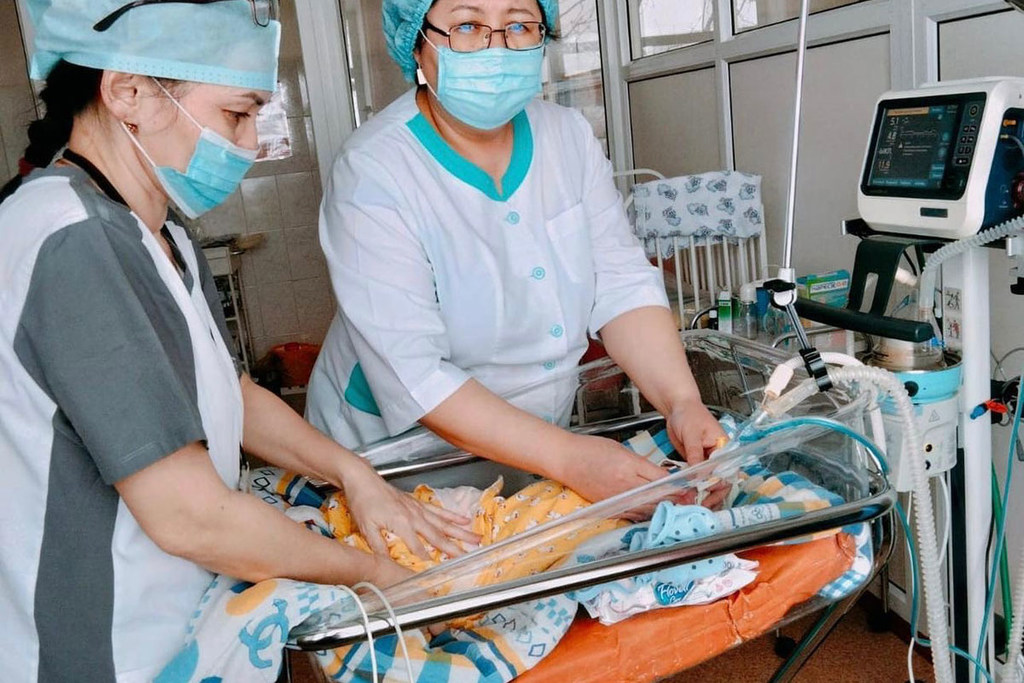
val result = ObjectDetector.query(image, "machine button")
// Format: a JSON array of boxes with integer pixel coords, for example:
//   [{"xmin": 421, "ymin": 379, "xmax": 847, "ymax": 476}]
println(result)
[
  {"xmin": 550, "ymin": 324, "xmax": 564, "ymax": 339},
  {"xmin": 969, "ymin": 104, "xmax": 980, "ymax": 116},
  {"xmin": 967, "ymin": 135, "xmax": 976, "ymax": 143},
  {"xmin": 955, "ymin": 158, "xmax": 970, "ymax": 166},
  {"xmin": 506, "ymin": 211, "xmax": 521, "ymax": 225}
]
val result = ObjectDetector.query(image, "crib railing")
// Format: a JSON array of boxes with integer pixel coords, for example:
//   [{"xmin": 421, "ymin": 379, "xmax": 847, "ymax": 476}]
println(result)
[{"xmin": 615, "ymin": 169, "xmax": 770, "ymax": 329}]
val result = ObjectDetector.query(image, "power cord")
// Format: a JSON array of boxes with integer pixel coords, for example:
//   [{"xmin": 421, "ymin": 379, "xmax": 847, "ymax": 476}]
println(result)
[
  {"xmin": 355, "ymin": 581, "xmax": 415, "ymax": 683},
  {"xmin": 336, "ymin": 585, "xmax": 377, "ymax": 681}
]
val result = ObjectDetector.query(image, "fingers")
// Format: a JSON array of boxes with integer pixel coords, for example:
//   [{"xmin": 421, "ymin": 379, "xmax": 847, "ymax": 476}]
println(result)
[
  {"xmin": 413, "ymin": 519, "xmax": 466, "ymax": 559},
  {"xmin": 424, "ymin": 511, "xmax": 480, "ymax": 545},
  {"xmin": 429, "ymin": 506, "xmax": 473, "ymax": 526},
  {"xmin": 635, "ymin": 456, "xmax": 671, "ymax": 482},
  {"xmin": 392, "ymin": 520, "xmax": 431, "ymax": 561},
  {"xmin": 364, "ymin": 522, "xmax": 389, "ymax": 557}
]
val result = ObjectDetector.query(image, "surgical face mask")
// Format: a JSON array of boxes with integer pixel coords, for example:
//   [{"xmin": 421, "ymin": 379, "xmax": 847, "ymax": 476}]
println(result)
[
  {"xmin": 124, "ymin": 81, "xmax": 257, "ymax": 219},
  {"xmin": 419, "ymin": 36, "xmax": 544, "ymax": 131}
]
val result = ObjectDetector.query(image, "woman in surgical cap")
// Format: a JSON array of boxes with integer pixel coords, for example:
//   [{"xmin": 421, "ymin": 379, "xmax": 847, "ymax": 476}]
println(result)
[
  {"xmin": 307, "ymin": 0, "xmax": 727, "ymax": 503},
  {"xmin": 0, "ymin": 1, "xmax": 475, "ymax": 679}
]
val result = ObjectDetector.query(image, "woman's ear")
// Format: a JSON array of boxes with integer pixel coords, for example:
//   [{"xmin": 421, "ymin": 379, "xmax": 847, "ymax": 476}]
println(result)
[{"xmin": 99, "ymin": 71, "xmax": 147, "ymax": 125}]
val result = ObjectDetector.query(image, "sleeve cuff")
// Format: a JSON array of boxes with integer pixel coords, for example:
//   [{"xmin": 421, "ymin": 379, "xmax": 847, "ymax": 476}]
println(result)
[
  {"xmin": 589, "ymin": 284, "xmax": 670, "ymax": 339},
  {"xmin": 99, "ymin": 423, "xmax": 208, "ymax": 485},
  {"xmin": 378, "ymin": 363, "xmax": 471, "ymax": 435}
]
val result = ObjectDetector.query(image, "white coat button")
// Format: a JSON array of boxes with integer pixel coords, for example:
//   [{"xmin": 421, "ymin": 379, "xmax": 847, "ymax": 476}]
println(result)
[
  {"xmin": 550, "ymin": 324, "xmax": 564, "ymax": 339},
  {"xmin": 507, "ymin": 211, "xmax": 521, "ymax": 225},
  {"xmin": 531, "ymin": 267, "xmax": 546, "ymax": 280},
  {"xmin": 543, "ymin": 361, "xmax": 557, "ymax": 371}
]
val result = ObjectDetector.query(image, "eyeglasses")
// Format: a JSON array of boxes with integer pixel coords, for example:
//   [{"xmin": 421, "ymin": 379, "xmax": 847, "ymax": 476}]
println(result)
[
  {"xmin": 422, "ymin": 20, "xmax": 547, "ymax": 53},
  {"xmin": 93, "ymin": 0, "xmax": 278, "ymax": 32}
]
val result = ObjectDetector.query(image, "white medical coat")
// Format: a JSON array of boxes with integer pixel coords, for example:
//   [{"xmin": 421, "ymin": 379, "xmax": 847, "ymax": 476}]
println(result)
[{"xmin": 306, "ymin": 90, "xmax": 668, "ymax": 449}]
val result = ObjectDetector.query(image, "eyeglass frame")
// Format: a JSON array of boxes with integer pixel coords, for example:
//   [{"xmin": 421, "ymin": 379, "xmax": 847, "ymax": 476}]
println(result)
[
  {"xmin": 93, "ymin": 0, "xmax": 277, "ymax": 33},
  {"xmin": 421, "ymin": 19, "xmax": 548, "ymax": 53}
]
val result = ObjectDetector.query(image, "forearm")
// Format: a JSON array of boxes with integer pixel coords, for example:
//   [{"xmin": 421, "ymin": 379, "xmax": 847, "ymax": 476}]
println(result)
[
  {"xmin": 118, "ymin": 443, "xmax": 395, "ymax": 586},
  {"xmin": 190, "ymin": 488, "xmax": 388, "ymax": 585},
  {"xmin": 599, "ymin": 306, "xmax": 702, "ymax": 415},
  {"xmin": 240, "ymin": 375, "xmax": 360, "ymax": 487},
  {"xmin": 420, "ymin": 379, "xmax": 577, "ymax": 481}
]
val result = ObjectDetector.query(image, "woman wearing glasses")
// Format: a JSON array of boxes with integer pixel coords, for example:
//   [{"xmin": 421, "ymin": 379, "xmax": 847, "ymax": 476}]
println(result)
[
  {"xmin": 307, "ymin": 0, "xmax": 727, "ymax": 503},
  {"xmin": 0, "ymin": 2, "xmax": 473, "ymax": 679}
]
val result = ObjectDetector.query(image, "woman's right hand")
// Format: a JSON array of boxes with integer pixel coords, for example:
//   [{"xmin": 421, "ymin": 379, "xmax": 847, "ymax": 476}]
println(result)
[{"xmin": 556, "ymin": 434, "xmax": 670, "ymax": 503}]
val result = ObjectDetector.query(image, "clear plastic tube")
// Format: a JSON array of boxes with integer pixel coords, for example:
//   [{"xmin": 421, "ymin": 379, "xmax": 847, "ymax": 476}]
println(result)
[
  {"xmin": 918, "ymin": 215, "xmax": 1024, "ymax": 314},
  {"xmin": 827, "ymin": 365, "xmax": 954, "ymax": 683},
  {"xmin": 763, "ymin": 353, "xmax": 887, "ymax": 455}
]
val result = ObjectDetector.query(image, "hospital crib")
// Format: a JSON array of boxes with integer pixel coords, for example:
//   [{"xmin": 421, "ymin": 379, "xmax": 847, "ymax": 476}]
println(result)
[
  {"xmin": 618, "ymin": 169, "xmax": 771, "ymax": 328},
  {"xmin": 288, "ymin": 332, "xmax": 895, "ymax": 682}
]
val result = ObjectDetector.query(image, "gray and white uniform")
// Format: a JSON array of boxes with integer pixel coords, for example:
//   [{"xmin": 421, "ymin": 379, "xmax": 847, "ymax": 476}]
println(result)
[{"xmin": 0, "ymin": 167, "xmax": 244, "ymax": 682}]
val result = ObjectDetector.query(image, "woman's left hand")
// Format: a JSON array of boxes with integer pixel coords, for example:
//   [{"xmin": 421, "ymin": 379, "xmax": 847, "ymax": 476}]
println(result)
[
  {"xmin": 667, "ymin": 396, "xmax": 728, "ymax": 465},
  {"xmin": 339, "ymin": 457, "xmax": 480, "ymax": 560}
]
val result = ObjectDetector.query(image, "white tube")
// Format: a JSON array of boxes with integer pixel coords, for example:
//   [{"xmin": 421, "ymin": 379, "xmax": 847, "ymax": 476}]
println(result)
[
  {"xmin": 918, "ymin": 216, "xmax": 1024, "ymax": 314},
  {"xmin": 1004, "ymin": 541, "xmax": 1024, "ymax": 683},
  {"xmin": 764, "ymin": 353, "xmax": 887, "ymax": 453},
  {"xmin": 828, "ymin": 365, "xmax": 954, "ymax": 682}
]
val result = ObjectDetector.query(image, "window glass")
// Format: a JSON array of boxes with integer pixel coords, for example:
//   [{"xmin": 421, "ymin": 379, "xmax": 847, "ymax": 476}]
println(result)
[
  {"xmin": 628, "ymin": 0, "xmax": 715, "ymax": 59},
  {"xmin": 733, "ymin": 0, "xmax": 866, "ymax": 34},
  {"xmin": 545, "ymin": 0, "xmax": 607, "ymax": 149},
  {"xmin": 339, "ymin": 0, "xmax": 607, "ymax": 148}
]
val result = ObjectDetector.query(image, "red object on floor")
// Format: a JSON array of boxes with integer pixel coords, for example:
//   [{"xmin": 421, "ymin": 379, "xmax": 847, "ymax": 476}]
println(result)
[
  {"xmin": 517, "ymin": 533, "xmax": 858, "ymax": 683},
  {"xmin": 270, "ymin": 342, "xmax": 321, "ymax": 387}
]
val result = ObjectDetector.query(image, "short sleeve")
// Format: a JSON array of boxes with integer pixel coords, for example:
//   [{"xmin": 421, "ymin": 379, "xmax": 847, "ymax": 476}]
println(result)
[
  {"xmin": 573, "ymin": 112, "xmax": 669, "ymax": 336},
  {"xmin": 320, "ymin": 151, "xmax": 470, "ymax": 434},
  {"xmin": 14, "ymin": 219, "xmax": 208, "ymax": 485}
]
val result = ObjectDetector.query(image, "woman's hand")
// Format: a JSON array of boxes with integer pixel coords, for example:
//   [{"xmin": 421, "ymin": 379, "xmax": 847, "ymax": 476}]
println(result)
[
  {"xmin": 340, "ymin": 456, "xmax": 480, "ymax": 559},
  {"xmin": 557, "ymin": 434, "xmax": 670, "ymax": 503},
  {"xmin": 667, "ymin": 396, "xmax": 727, "ymax": 465}
]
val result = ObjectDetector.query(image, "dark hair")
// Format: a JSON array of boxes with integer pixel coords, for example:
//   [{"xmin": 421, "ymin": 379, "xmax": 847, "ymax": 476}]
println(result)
[{"xmin": 0, "ymin": 60, "xmax": 102, "ymax": 204}]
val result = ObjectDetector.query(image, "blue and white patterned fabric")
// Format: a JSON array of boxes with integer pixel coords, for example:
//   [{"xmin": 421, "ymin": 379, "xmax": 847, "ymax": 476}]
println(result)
[
  {"xmin": 632, "ymin": 171, "xmax": 765, "ymax": 258},
  {"xmin": 155, "ymin": 577, "xmax": 348, "ymax": 683},
  {"xmin": 817, "ymin": 522, "xmax": 873, "ymax": 601}
]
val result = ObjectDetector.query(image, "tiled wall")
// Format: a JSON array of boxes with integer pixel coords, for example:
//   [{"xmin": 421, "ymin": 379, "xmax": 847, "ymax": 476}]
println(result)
[
  {"xmin": 0, "ymin": 4, "xmax": 36, "ymax": 183},
  {"xmin": 190, "ymin": 1, "xmax": 335, "ymax": 359}
]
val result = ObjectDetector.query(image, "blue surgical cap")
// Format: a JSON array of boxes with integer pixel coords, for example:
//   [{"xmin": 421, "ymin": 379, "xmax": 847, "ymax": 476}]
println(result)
[
  {"xmin": 383, "ymin": 0, "xmax": 560, "ymax": 81},
  {"xmin": 27, "ymin": 0, "xmax": 281, "ymax": 92}
]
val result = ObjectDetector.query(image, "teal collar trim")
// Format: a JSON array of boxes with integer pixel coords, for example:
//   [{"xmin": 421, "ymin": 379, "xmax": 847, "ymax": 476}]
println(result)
[{"xmin": 406, "ymin": 110, "xmax": 533, "ymax": 202}]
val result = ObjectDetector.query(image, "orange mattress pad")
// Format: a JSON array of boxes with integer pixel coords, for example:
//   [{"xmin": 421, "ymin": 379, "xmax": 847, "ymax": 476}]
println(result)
[{"xmin": 518, "ymin": 532, "xmax": 858, "ymax": 683}]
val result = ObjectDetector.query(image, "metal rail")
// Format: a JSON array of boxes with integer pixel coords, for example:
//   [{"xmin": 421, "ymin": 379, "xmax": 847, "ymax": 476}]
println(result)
[{"xmin": 291, "ymin": 473, "xmax": 894, "ymax": 650}]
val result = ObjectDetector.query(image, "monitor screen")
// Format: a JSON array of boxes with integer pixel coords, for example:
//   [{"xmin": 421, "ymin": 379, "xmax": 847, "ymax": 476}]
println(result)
[{"xmin": 867, "ymin": 104, "xmax": 959, "ymax": 190}]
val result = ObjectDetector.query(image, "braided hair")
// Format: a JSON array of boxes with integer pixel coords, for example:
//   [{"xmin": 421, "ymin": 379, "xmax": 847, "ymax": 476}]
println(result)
[{"xmin": 0, "ymin": 61, "xmax": 102, "ymax": 204}]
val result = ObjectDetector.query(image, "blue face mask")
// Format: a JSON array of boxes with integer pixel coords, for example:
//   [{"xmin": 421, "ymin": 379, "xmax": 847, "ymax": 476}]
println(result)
[
  {"xmin": 420, "ymin": 38, "xmax": 544, "ymax": 131},
  {"xmin": 125, "ymin": 82, "xmax": 257, "ymax": 219}
]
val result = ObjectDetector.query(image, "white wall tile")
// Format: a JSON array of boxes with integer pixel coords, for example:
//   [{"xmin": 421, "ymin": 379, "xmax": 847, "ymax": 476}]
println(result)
[
  {"xmin": 240, "ymin": 176, "xmax": 282, "ymax": 232},
  {"xmin": 248, "ymin": 230, "xmax": 293, "ymax": 285},
  {"xmin": 277, "ymin": 171, "xmax": 319, "ymax": 228},
  {"xmin": 258, "ymin": 282, "xmax": 300, "ymax": 338},
  {"xmin": 286, "ymin": 226, "xmax": 329, "ymax": 281},
  {"xmin": 195, "ymin": 188, "xmax": 246, "ymax": 239}
]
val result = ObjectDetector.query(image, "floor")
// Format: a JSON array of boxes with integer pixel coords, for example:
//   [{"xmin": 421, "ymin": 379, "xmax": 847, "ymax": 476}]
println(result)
[{"xmin": 284, "ymin": 600, "xmax": 934, "ymax": 683}]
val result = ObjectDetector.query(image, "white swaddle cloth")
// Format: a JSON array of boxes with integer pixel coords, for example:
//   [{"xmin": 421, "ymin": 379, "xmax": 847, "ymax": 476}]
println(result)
[{"xmin": 632, "ymin": 171, "xmax": 765, "ymax": 258}]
